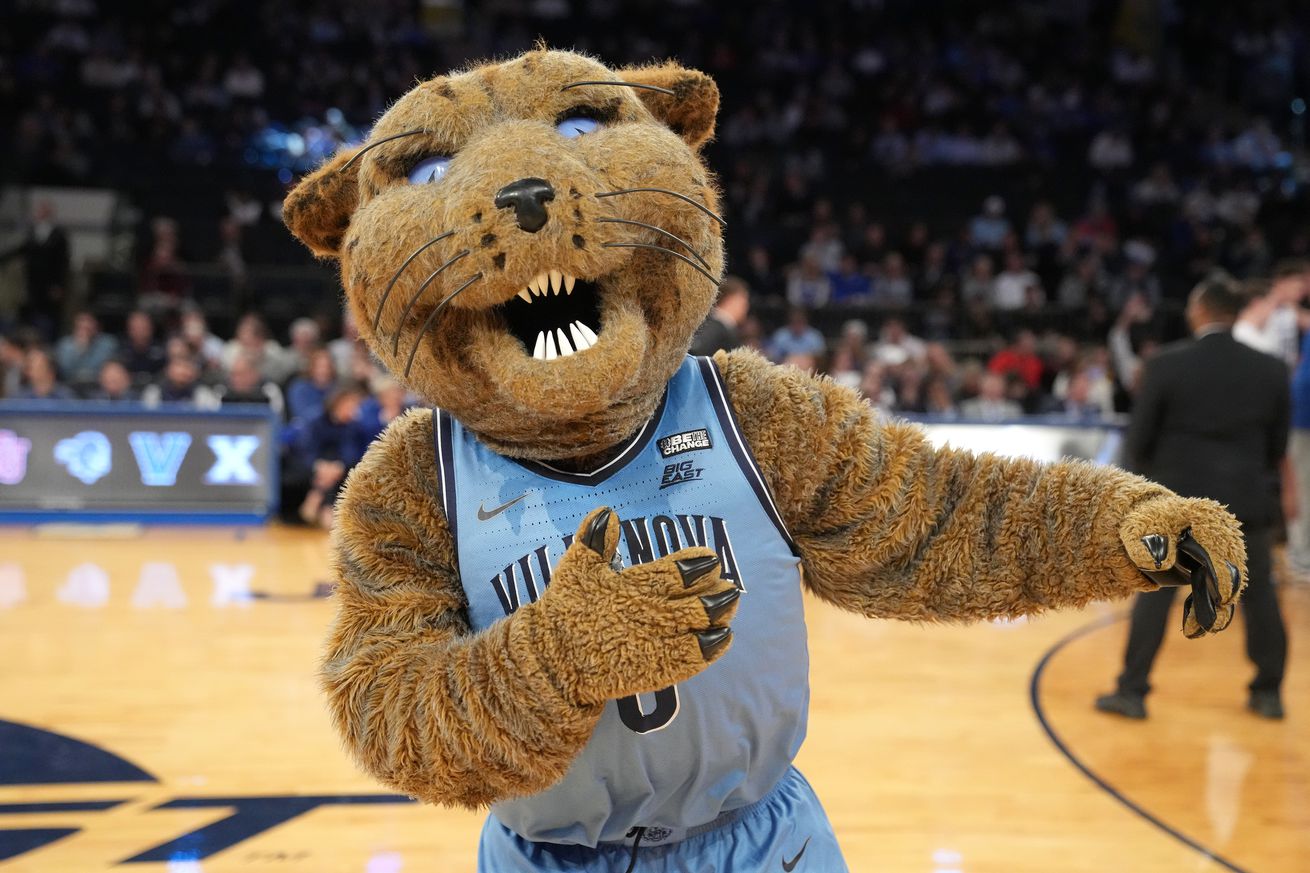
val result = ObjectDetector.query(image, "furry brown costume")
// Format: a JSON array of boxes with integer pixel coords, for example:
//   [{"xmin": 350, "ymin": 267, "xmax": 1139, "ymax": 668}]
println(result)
[{"xmin": 285, "ymin": 48, "xmax": 1247, "ymax": 865}]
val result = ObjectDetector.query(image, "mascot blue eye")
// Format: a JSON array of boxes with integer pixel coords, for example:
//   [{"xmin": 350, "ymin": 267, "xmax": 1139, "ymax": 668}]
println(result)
[
  {"xmin": 408, "ymin": 156, "xmax": 451, "ymax": 184},
  {"xmin": 557, "ymin": 117, "xmax": 600, "ymax": 139}
]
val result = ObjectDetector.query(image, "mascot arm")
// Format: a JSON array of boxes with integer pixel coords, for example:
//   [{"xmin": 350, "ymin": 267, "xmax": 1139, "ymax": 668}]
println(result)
[
  {"xmin": 321, "ymin": 409, "xmax": 604, "ymax": 808},
  {"xmin": 715, "ymin": 349, "xmax": 1245, "ymax": 635}
]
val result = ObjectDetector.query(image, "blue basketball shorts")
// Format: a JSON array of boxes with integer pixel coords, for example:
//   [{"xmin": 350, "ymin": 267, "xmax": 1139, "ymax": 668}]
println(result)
[{"xmin": 476, "ymin": 767, "xmax": 848, "ymax": 872}]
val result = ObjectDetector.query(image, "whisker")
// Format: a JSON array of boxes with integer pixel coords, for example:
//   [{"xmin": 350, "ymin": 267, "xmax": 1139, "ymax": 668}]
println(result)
[
  {"xmin": 602, "ymin": 242, "xmax": 720, "ymax": 287},
  {"xmin": 560, "ymin": 80, "xmax": 676, "ymax": 96},
  {"xmin": 596, "ymin": 188, "xmax": 725, "ymax": 227},
  {"xmin": 338, "ymin": 128, "xmax": 428, "ymax": 172},
  {"xmin": 595, "ymin": 218, "xmax": 712, "ymax": 271},
  {"xmin": 403, "ymin": 273, "xmax": 485, "ymax": 379},
  {"xmin": 371, "ymin": 230, "xmax": 455, "ymax": 333},
  {"xmin": 391, "ymin": 250, "xmax": 471, "ymax": 355}
]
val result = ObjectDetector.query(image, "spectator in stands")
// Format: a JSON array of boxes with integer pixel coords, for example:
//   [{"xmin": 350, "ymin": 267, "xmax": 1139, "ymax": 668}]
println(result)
[
  {"xmin": 222, "ymin": 313, "xmax": 292, "ymax": 382},
  {"xmin": 690, "ymin": 277, "xmax": 751, "ymax": 357},
  {"xmin": 893, "ymin": 364, "xmax": 928, "ymax": 413},
  {"xmin": 1043, "ymin": 369, "xmax": 1104, "ymax": 421},
  {"xmin": 219, "ymin": 351, "xmax": 284, "ymax": 415},
  {"xmin": 873, "ymin": 317, "xmax": 926, "ymax": 366},
  {"xmin": 216, "ymin": 216, "xmax": 247, "ymax": 291},
  {"xmin": 827, "ymin": 346, "xmax": 863, "ymax": 390},
  {"xmin": 768, "ymin": 307, "xmax": 827, "ymax": 362},
  {"xmin": 286, "ymin": 348, "xmax": 338, "ymax": 424},
  {"xmin": 16, "ymin": 348, "xmax": 74, "ymax": 400},
  {"xmin": 179, "ymin": 309, "xmax": 225, "ymax": 371},
  {"xmin": 143, "ymin": 355, "xmax": 219, "ymax": 408},
  {"xmin": 327, "ymin": 308, "xmax": 362, "ymax": 377},
  {"xmin": 91, "ymin": 360, "xmax": 136, "ymax": 402},
  {"xmin": 786, "ymin": 255, "xmax": 832, "ymax": 308},
  {"xmin": 968, "ymin": 196, "xmax": 1011, "ymax": 250},
  {"xmin": 1106, "ymin": 252, "xmax": 1162, "ymax": 310},
  {"xmin": 1088, "ymin": 125, "xmax": 1135, "ymax": 171},
  {"xmin": 1056, "ymin": 255, "xmax": 1105, "ymax": 308},
  {"xmin": 359, "ymin": 378, "xmax": 413, "ymax": 441},
  {"xmin": 782, "ymin": 353, "xmax": 820, "ymax": 375},
  {"xmin": 138, "ymin": 217, "xmax": 191, "ymax": 310},
  {"xmin": 874, "ymin": 253, "xmax": 913, "ymax": 306},
  {"xmin": 827, "ymin": 254, "xmax": 872, "ymax": 305},
  {"xmin": 286, "ymin": 317, "xmax": 322, "ymax": 378},
  {"xmin": 988, "ymin": 330, "xmax": 1044, "ymax": 392},
  {"xmin": 54, "ymin": 312, "xmax": 117, "ymax": 387},
  {"xmin": 961, "ymin": 254, "xmax": 996, "ymax": 303},
  {"xmin": 830, "ymin": 320, "xmax": 870, "ymax": 372},
  {"xmin": 0, "ymin": 200, "xmax": 69, "ymax": 339},
  {"xmin": 1234, "ymin": 260, "xmax": 1309, "ymax": 366},
  {"xmin": 298, "ymin": 386, "xmax": 369, "ymax": 529},
  {"xmin": 0, "ymin": 333, "xmax": 25, "ymax": 398},
  {"xmin": 923, "ymin": 375, "xmax": 958, "ymax": 417},
  {"xmin": 960, "ymin": 372, "xmax": 1022, "ymax": 421},
  {"xmin": 859, "ymin": 362, "xmax": 895, "ymax": 410},
  {"xmin": 991, "ymin": 251, "xmax": 1043, "ymax": 311},
  {"xmin": 119, "ymin": 310, "xmax": 165, "ymax": 381}
]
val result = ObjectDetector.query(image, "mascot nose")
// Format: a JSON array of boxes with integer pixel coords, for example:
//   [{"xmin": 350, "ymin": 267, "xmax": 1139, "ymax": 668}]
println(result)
[{"xmin": 494, "ymin": 178, "xmax": 556, "ymax": 233}]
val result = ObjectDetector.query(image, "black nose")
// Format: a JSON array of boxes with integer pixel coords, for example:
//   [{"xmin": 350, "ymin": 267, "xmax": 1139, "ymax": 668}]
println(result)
[{"xmin": 494, "ymin": 178, "xmax": 555, "ymax": 233}]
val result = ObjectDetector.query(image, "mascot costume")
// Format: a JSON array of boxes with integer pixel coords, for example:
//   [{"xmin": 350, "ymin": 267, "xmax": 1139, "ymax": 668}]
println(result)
[{"xmin": 284, "ymin": 49, "xmax": 1247, "ymax": 872}]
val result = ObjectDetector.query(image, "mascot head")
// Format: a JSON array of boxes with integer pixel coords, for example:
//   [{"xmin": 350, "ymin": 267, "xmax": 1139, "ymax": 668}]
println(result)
[{"xmin": 284, "ymin": 49, "xmax": 723, "ymax": 460}]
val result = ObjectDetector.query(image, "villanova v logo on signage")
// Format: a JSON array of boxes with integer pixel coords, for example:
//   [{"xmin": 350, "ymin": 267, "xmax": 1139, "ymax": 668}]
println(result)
[{"xmin": 128, "ymin": 432, "xmax": 193, "ymax": 486}]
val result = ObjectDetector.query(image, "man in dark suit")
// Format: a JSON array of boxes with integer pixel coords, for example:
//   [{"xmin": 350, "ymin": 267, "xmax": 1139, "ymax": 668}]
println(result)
[
  {"xmin": 689, "ymin": 276, "xmax": 750, "ymax": 357},
  {"xmin": 1097, "ymin": 275, "xmax": 1290, "ymax": 720},
  {"xmin": 0, "ymin": 200, "xmax": 70, "ymax": 339}
]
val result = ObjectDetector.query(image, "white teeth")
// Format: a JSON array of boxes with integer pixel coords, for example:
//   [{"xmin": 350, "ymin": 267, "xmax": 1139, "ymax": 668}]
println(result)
[
  {"xmin": 575, "ymin": 321, "xmax": 599, "ymax": 347},
  {"xmin": 518, "ymin": 289, "xmax": 532, "ymax": 303},
  {"xmin": 533, "ymin": 331, "xmax": 547, "ymax": 360},
  {"xmin": 570, "ymin": 321, "xmax": 591, "ymax": 352},
  {"xmin": 549, "ymin": 270, "xmax": 563, "ymax": 294},
  {"xmin": 555, "ymin": 328, "xmax": 573, "ymax": 356},
  {"xmin": 527, "ymin": 276, "xmax": 542, "ymax": 296},
  {"xmin": 565, "ymin": 274, "xmax": 576, "ymax": 294},
  {"xmin": 536, "ymin": 272, "xmax": 550, "ymax": 295},
  {"xmin": 544, "ymin": 331, "xmax": 558, "ymax": 360}
]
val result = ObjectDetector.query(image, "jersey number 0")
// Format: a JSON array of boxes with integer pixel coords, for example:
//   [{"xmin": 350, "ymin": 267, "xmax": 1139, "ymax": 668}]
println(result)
[{"xmin": 616, "ymin": 685, "xmax": 680, "ymax": 733}]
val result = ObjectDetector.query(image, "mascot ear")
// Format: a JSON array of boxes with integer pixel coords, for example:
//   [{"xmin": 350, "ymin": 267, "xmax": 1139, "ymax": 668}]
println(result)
[
  {"xmin": 618, "ymin": 63, "xmax": 720, "ymax": 150},
  {"xmin": 282, "ymin": 145, "xmax": 363, "ymax": 259}
]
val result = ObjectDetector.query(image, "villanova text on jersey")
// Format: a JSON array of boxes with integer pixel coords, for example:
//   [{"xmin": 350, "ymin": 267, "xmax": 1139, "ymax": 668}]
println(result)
[
  {"xmin": 435, "ymin": 357, "xmax": 810, "ymax": 847},
  {"xmin": 487, "ymin": 512, "xmax": 746, "ymax": 617}
]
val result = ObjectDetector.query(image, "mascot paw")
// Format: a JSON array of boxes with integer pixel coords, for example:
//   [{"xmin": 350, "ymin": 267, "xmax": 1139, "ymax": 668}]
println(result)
[
  {"xmin": 1118, "ymin": 496, "xmax": 1246, "ymax": 638},
  {"xmin": 536, "ymin": 506, "xmax": 741, "ymax": 705}
]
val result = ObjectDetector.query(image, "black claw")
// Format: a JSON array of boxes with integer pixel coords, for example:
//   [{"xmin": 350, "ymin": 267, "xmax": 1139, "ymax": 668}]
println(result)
[
  {"xmin": 581, "ymin": 509, "xmax": 613, "ymax": 554},
  {"xmin": 1225, "ymin": 562, "xmax": 1240, "ymax": 601},
  {"xmin": 1182, "ymin": 595, "xmax": 1208, "ymax": 639},
  {"xmin": 700, "ymin": 588, "xmax": 741, "ymax": 623},
  {"xmin": 697, "ymin": 626, "xmax": 732, "ymax": 659},
  {"xmin": 676, "ymin": 555, "xmax": 720, "ymax": 588},
  {"xmin": 1141, "ymin": 534, "xmax": 1169, "ymax": 569}
]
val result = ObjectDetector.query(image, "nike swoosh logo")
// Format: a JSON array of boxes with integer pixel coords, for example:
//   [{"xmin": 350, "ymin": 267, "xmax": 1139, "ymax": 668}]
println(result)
[
  {"xmin": 781, "ymin": 836, "xmax": 810, "ymax": 871},
  {"xmin": 477, "ymin": 493, "xmax": 528, "ymax": 521}
]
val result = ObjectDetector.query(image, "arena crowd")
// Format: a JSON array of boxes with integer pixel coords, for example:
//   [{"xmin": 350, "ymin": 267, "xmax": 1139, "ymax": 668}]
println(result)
[{"xmin": 3, "ymin": 0, "xmax": 1310, "ymax": 525}]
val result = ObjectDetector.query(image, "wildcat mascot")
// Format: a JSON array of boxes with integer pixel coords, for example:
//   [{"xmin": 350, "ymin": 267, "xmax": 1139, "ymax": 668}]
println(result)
[{"xmin": 284, "ymin": 49, "xmax": 1246, "ymax": 872}]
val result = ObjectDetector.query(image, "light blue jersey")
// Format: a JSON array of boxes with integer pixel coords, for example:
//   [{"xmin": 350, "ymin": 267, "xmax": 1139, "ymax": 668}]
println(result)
[{"xmin": 436, "ymin": 356, "xmax": 809, "ymax": 847}]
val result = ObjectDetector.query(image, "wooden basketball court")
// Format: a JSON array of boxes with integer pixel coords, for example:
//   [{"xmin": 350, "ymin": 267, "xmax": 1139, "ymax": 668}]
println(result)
[{"xmin": 0, "ymin": 525, "xmax": 1304, "ymax": 871}]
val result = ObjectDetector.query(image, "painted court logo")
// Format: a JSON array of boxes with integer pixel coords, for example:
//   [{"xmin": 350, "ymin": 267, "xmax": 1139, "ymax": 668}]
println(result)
[
  {"xmin": 657, "ymin": 428, "xmax": 712, "ymax": 458},
  {"xmin": 0, "ymin": 429, "xmax": 32, "ymax": 485}
]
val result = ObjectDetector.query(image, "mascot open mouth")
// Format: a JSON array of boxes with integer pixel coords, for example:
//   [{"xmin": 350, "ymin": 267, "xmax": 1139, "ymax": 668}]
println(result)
[{"xmin": 501, "ymin": 270, "xmax": 604, "ymax": 359}]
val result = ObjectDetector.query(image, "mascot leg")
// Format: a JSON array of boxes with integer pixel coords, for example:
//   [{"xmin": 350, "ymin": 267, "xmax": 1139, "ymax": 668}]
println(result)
[{"xmin": 476, "ymin": 768, "xmax": 848, "ymax": 872}]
